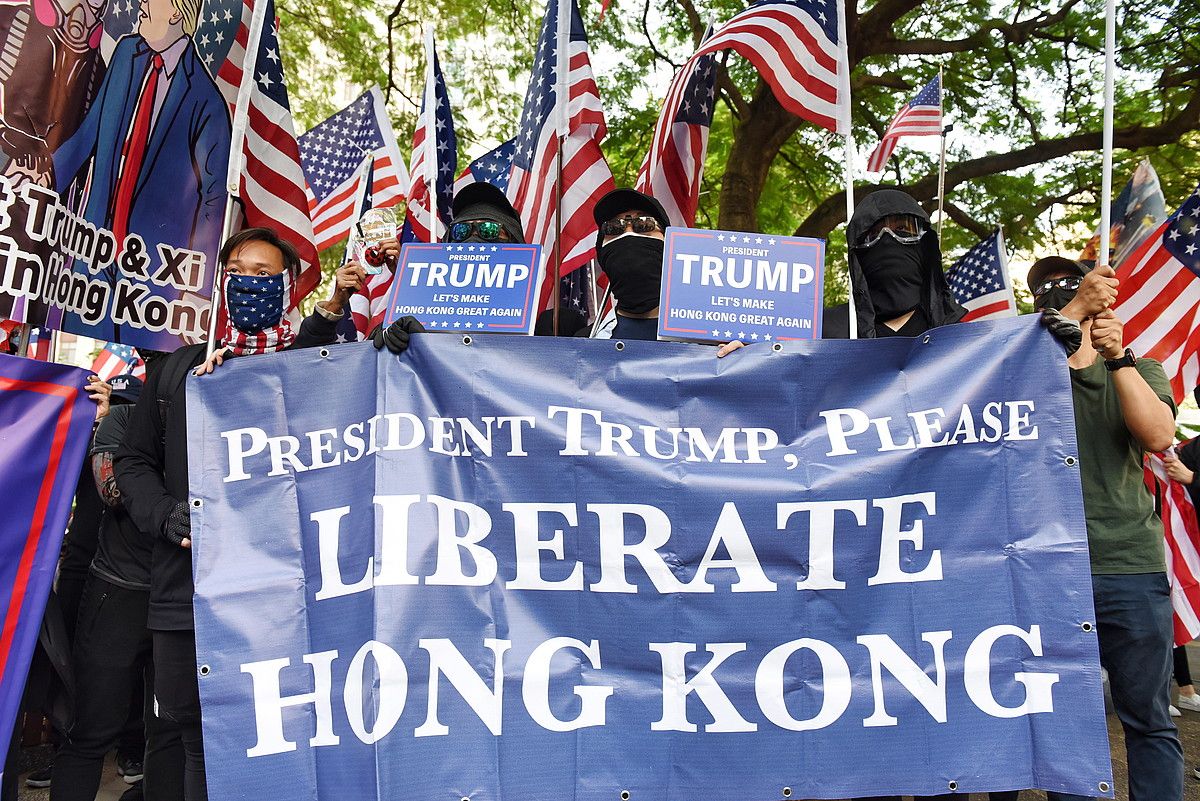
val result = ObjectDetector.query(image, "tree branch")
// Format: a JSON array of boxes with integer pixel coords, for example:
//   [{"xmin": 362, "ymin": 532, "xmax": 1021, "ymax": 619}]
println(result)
[
  {"xmin": 384, "ymin": 0, "xmax": 406, "ymax": 103},
  {"xmin": 872, "ymin": 0, "xmax": 1080, "ymax": 57},
  {"xmin": 941, "ymin": 201, "xmax": 991, "ymax": 240}
]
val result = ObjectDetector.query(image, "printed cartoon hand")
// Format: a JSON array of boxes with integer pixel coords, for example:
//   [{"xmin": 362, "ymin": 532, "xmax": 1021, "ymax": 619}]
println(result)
[{"xmin": 2, "ymin": 154, "xmax": 52, "ymax": 189}]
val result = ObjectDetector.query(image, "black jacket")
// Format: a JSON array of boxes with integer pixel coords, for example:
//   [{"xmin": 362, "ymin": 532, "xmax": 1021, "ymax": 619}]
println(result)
[
  {"xmin": 114, "ymin": 313, "xmax": 338, "ymax": 630},
  {"xmin": 824, "ymin": 189, "xmax": 966, "ymax": 339},
  {"xmin": 1177, "ymin": 438, "xmax": 1200, "ymax": 515}
]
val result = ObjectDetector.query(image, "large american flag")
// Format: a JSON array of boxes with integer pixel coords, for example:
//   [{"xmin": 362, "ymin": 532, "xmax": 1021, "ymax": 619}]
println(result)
[
  {"xmin": 91, "ymin": 343, "xmax": 146, "ymax": 380},
  {"xmin": 508, "ymin": 0, "xmax": 614, "ymax": 312},
  {"xmin": 405, "ymin": 40, "xmax": 457, "ymax": 243},
  {"xmin": 1145, "ymin": 452, "xmax": 1200, "ymax": 646},
  {"xmin": 636, "ymin": 28, "xmax": 716, "ymax": 228},
  {"xmin": 866, "ymin": 74, "xmax": 942, "ymax": 174},
  {"xmin": 300, "ymin": 87, "xmax": 408, "ymax": 252},
  {"xmin": 1112, "ymin": 183, "xmax": 1200, "ymax": 404},
  {"xmin": 945, "ymin": 229, "xmax": 1017, "ymax": 321},
  {"xmin": 213, "ymin": 0, "xmax": 321, "ymax": 304},
  {"xmin": 453, "ymin": 139, "xmax": 517, "ymax": 196},
  {"xmin": 686, "ymin": 0, "xmax": 845, "ymax": 134}
]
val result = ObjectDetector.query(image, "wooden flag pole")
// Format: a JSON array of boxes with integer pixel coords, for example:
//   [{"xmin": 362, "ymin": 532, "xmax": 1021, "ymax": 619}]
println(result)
[{"xmin": 1098, "ymin": 0, "xmax": 1117, "ymax": 268}]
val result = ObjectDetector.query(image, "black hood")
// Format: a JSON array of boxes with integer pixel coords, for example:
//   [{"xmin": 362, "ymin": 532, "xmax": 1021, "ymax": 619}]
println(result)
[{"xmin": 831, "ymin": 189, "xmax": 965, "ymax": 338}]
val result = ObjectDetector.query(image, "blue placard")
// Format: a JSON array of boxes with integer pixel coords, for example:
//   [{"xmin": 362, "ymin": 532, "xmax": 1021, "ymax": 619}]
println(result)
[
  {"xmin": 383, "ymin": 243, "xmax": 541, "ymax": 334},
  {"xmin": 658, "ymin": 227, "xmax": 825, "ymax": 343}
]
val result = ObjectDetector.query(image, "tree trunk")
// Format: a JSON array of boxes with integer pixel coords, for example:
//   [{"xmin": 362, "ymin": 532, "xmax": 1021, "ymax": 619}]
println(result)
[{"xmin": 716, "ymin": 81, "xmax": 802, "ymax": 232}]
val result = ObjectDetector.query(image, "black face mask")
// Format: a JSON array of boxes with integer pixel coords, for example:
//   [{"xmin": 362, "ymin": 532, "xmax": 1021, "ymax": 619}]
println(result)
[
  {"xmin": 598, "ymin": 234, "xmax": 664, "ymax": 314},
  {"xmin": 857, "ymin": 237, "xmax": 924, "ymax": 320},
  {"xmin": 1033, "ymin": 287, "xmax": 1077, "ymax": 312}
]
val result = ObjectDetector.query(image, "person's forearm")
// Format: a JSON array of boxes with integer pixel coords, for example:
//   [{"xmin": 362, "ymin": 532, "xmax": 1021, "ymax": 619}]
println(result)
[{"xmin": 1112, "ymin": 367, "xmax": 1176, "ymax": 452}]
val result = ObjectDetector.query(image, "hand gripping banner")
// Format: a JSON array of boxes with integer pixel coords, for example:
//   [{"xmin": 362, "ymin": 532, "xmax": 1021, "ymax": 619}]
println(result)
[
  {"xmin": 0, "ymin": 353, "xmax": 96, "ymax": 773},
  {"xmin": 188, "ymin": 317, "xmax": 1114, "ymax": 799}
]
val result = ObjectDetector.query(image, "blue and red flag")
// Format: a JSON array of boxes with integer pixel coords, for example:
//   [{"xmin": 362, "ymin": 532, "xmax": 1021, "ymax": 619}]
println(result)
[{"xmin": 0, "ymin": 354, "xmax": 96, "ymax": 776}]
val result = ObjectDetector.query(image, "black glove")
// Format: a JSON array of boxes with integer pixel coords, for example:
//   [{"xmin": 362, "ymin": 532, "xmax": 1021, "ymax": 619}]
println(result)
[
  {"xmin": 370, "ymin": 316, "xmax": 426, "ymax": 354},
  {"xmin": 1040, "ymin": 308, "xmax": 1082, "ymax": 356},
  {"xmin": 164, "ymin": 501, "xmax": 192, "ymax": 547}
]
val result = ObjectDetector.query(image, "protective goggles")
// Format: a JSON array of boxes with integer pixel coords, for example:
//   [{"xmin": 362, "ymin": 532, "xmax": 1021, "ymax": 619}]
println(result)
[
  {"xmin": 448, "ymin": 220, "xmax": 505, "ymax": 242},
  {"xmin": 600, "ymin": 215, "xmax": 663, "ymax": 238},
  {"xmin": 1032, "ymin": 275, "xmax": 1083, "ymax": 297},
  {"xmin": 855, "ymin": 214, "xmax": 927, "ymax": 248}
]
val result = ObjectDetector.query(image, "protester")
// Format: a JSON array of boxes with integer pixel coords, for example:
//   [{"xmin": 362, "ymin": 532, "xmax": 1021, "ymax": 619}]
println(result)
[
  {"xmin": 114, "ymin": 227, "xmax": 363, "ymax": 801},
  {"xmin": 1033, "ymin": 254, "xmax": 1183, "ymax": 801},
  {"xmin": 534, "ymin": 308, "xmax": 588, "ymax": 336},
  {"xmin": 592, "ymin": 188, "xmax": 669, "ymax": 342}
]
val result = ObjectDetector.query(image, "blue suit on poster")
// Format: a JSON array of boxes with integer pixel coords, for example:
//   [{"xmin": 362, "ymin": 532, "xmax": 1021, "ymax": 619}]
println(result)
[{"xmin": 52, "ymin": 33, "xmax": 231, "ymax": 340}]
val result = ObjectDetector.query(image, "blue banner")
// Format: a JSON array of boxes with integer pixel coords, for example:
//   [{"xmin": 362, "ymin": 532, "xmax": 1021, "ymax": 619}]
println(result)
[
  {"xmin": 188, "ymin": 318, "xmax": 1112, "ymax": 800},
  {"xmin": 0, "ymin": 354, "xmax": 95, "ymax": 773},
  {"xmin": 658, "ymin": 227, "xmax": 825, "ymax": 343},
  {"xmin": 383, "ymin": 243, "xmax": 540, "ymax": 333}
]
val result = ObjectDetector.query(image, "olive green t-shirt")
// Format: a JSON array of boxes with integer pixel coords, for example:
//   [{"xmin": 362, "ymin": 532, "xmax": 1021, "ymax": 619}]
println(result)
[{"xmin": 1071, "ymin": 356, "xmax": 1176, "ymax": 574}]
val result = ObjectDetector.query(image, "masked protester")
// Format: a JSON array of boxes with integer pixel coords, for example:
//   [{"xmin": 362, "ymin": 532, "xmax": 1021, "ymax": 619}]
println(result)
[
  {"xmin": 591, "ymin": 188, "xmax": 668, "ymax": 342},
  {"xmin": 1030, "ymin": 255, "xmax": 1183, "ymax": 801},
  {"xmin": 826, "ymin": 189, "xmax": 965, "ymax": 339},
  {"xmin": 113, "ymin": 227, "xmax": 362, "ymax": 801}
]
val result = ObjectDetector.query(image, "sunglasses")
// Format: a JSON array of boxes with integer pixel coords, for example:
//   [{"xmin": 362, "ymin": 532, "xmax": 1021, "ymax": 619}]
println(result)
[
  {"xmin": 448, "ymin": 220, "xmax": 506, "ymax": 242},
  {"xmin": 1032, "ymin": 275, "xmax": 1082, "ymax": 297},
  {"xmin": 600, "ymin": 215, "xmax": 663, "ymax": 238},
  {"xmin": 856, "ymin": 214, "xmax": 926, "ymax": 249}
]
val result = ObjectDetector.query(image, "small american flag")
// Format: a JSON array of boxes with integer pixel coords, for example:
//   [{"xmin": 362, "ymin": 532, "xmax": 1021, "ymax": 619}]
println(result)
[
  {"xmin": 405, "ymin": 38, "xmax": 457, "ymax": 243},
  {"xmin": 213, "ymin": 0, "xmax": 321, "ymax": 305},
  {"xmin": 453, "ymin": 139, "xmax": 517, "ymax": 196},
  {"xmin": 300, "ymin": 87, "xmax": 408, "ymax": 252},
  {"xmin": 1113, "ymin": 183, "xmax": 1200, "ymax": 403},
  {"xmin": 636, "ymin": 26, "xmax": 716, "ymax": 227},
  {"xmin": 346, "ymin": 161, "xmax": 396, "ymax": 338},
  {"xmin": 945, "ymin": 229, "xmax": 1017, "ymax": 321},
  {"xmin": 1145, "ymin": 452, "xmax": 1200, "ymax": 646},
  {"xmin": 91, "ymin": 343, "xmax": 146, "ymax": 380},
  {"xmin": 866, "ymin": 74, "xmax": 943, "ymax": 174},
  {"xmin": 508, "ymin": 0, "xmax": 615, "ymax": 312}
]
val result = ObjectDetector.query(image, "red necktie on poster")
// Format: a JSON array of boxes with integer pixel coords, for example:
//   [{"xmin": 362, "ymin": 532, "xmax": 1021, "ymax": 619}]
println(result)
[{"xmin": 110, "ymin": 53, "xmax": 164, "ymax": 250}]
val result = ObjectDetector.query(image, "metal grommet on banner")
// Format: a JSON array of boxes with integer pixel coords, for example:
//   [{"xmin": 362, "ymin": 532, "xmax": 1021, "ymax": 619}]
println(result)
[
  {"xmin": 1081, "ymin": 621, "xmax": 1094, "ymax": 633},
  {"xmin": 318, "ymin": 347, "xmax": 330, "ymax": 358},
  {"xmin": 615, "ymin": 341, "xmax": 625, "ymax": 351},
  {"xmin": 198, "ymin": 665, "xmax": 210, "ymax": 677},
  {"xmin": 1098, "ymin": 781, "xmax": 1111, "ymax": 793},
  {"xmin": 947, "ymin": 781, "xmax": 958, "ymax": 792},
  {"xmin": 620, "ymin": 791, "xmax": 630, "ymax": 800},
  {"xmin": 772, "ymin": 342, "xmax": 783, "ymax": 352},
  {"xmin": 190, "ymin": 499, "xmax": 202, "ymax": 509},
  {"xmin": 1064, "ymin": 455, "xmax": 1077, "ymax": 467},
  {"xmin": 461, "ymin": 796, "xmax": 470, "ymax": 801},
  {"xmin": 462, "ymin": 335, "xmax": 473, "ymax": 346},
  {"xmin": 781, "ymin": 787, "xmax": 792, "ymax": 798}
]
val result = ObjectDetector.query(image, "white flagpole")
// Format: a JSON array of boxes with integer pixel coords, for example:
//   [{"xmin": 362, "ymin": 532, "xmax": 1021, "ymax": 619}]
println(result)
[
  {"xmin": 422, "ymin": 26, "xmax": 438, "ymax": 244},
  {"xmin": 936, "ymin": 66, "xmax": 947, "ymax": 237},
  {"xmin": 836, "ymin": 0, "xmax": 856, "ymax": 339},
  {"xmin": 206, "ymin": 0, "xmax": 271, "ymax": 358},
  {"xmin": 1098, "ymin": 0, "xmax": 1116, "ymax": 268},
  {"xmin": 552, "ymin": 0, "xmax": 571, "ymax": 335}
]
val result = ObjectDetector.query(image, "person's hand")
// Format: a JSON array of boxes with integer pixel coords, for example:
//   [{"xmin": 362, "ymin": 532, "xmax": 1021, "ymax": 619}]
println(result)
[
  {"xmin": 321, "ymin": 262, "xmax": 367, "ymax": 315},
  {"xmin": 86, "ymin": 375, "xmax": 112, "ymax": 419},
  {"xmin": 165, "ymin": 501, "xmax": 192, "ymax": 549},
  {"xmin": 377, "ymin": 236, "xmax": 401, "ymax": 267},
  {"xmin": 716, "ymin": 341, "xmax": 747, "ymax": 358},
  {"xmin": 1163, "ymin": 453, "xmax": 1196, "ymax": 485},
  {"xmin": 1062, "ymin": 264, "xmax": 1119, "ymax": 321},
  {"xmin": 193, "ymin": 346, "xmax": 233, "ymax": 376},
  {"xmin": 371, "ymin": 315, "xmax": 426, "ymax": 354},
  {"xmin": 1090, "ymin": 309, "xmax": 1125, "ymax": 360}
]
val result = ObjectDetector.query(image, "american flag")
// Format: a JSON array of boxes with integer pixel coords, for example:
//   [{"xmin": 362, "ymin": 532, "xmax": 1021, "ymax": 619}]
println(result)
[
  {"xmin": 509, "ymin": 0, "xmax": 615, "ymax": 312},
  {"xmin": 453, "ymin": 139, "xmax": 517, "ymax": 196},
  {"xmin": 299, "ymin": 87, "xmax": 408, "ymax": 252},
  {"xmin": 685, "ymin": 0, "xmax": 845, "ymax": 134},
  {"xmin": 945, "ymin": 229, "xmax": 1017, "ymax": 321},
  {"xmin": 866, "ymin": 74, "xmax": 943, "ymax": 174},
  {"xmin": 1112, "ymin": 183, "xmax": 1200, "ymax": 404},
  {"xmin": 405, "ymin": 37, "xmax": 457, "ymax": 243},
  {"xmin": 636, "ymin": 26, "xmax": 716, "ymax": 227},
  {"xmin": 91, "ymin": 343, "xmax": 146, "ymax": 380},
  {"xmin": 1145, "ymin": 452, "xmax": 1200, "ymax": 646}
]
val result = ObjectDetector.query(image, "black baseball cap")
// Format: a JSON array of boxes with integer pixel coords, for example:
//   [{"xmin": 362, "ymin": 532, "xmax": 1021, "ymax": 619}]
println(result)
[
  {"xmin": 451, "ymin": 182, "xmax": 525, "ymax": 243},
  {"xmin": 592, "ymin": 189, "xmax": 669, "ymax": 230},
  {"xmin": 1027, "ymin": 256, "xmax": 1090, "ymax": 291},
  {"xmin": 107, "ymin": 374, "xmax": 143, "ymax": 405}
]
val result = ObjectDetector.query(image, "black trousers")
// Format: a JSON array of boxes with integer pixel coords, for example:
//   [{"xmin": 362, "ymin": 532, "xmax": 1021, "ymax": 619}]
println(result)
[
  {"xmin": 153, "ymin": 629, "xmax": 206, "ymax": 801},
  {"xmin": 51, "ymin": 576, "xmax": 181, "ymax": 801}
]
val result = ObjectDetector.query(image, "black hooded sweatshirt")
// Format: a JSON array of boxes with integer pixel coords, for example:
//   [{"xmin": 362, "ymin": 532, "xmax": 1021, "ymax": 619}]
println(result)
[{"xmin": 823, "ymin": 189, "xmax": 966, "ymax": 338}]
